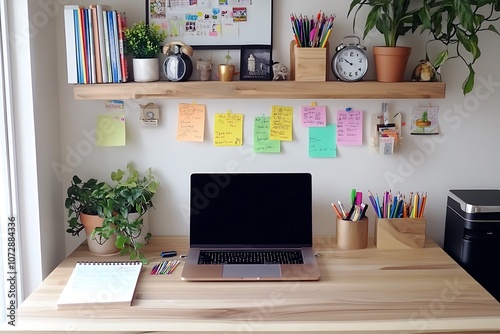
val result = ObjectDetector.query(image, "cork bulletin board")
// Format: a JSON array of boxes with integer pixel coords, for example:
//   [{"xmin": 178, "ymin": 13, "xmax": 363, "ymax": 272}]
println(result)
[{"xmin": 146, "ymin": 0, "xmax": 273, "ymax": 49}]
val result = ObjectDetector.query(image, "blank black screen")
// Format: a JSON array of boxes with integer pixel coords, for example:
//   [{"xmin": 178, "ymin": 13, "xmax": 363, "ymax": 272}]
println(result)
[{"xmin": 190, "ymin": 173, "xmax": 313, "ymax": 247}]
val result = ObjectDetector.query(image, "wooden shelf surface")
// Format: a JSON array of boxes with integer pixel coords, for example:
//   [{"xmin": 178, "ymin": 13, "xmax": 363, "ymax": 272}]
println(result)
[{"xmin": 73, "ymin": 80, "xmax": 446, "ymax": 100}]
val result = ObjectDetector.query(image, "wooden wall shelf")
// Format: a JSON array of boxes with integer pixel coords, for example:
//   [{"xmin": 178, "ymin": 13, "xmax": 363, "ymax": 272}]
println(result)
[{"xmin": 73, "ymin": 81, "xmax": 446, "ymax": 100}]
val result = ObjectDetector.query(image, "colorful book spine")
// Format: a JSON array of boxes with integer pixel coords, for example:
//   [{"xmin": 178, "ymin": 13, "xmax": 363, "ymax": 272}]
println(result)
[
  {"xmin": 96, "ymin": 5, "xmax": 111, "ymax": 83},
  {"xmin": 72, "ymin": 9, "xmax": 83, "ymax": 83},
  {"xmin": 90, "ymin": 5, "xmax": 102, "ymax": 83},
  {"xmin": 117, "ymin": 12, "xmax": 128, "ymax": 83},
  {"xmin": 107, "ymin": 10, "xmax": 118, "ymax": 83},
  {"xmin": 102, "ymin": 10, "xmax": 112, "ymax": 82},
  {"xmin": 111, "ymin": 11, "xmax": 122, "ymax": 82},
  {"xmin": 86, "ymin": 8, "xmax": 96, "ymax": 84},
  {"xmin": 77, "ymin": 8, "xmax": 88, "ymax": 84}
]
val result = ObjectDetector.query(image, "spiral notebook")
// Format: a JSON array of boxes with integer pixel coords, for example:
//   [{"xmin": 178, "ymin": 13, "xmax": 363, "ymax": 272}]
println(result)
[{"xmin": 57, "ymin": 261, "xmax": 142, "ymax": 309}]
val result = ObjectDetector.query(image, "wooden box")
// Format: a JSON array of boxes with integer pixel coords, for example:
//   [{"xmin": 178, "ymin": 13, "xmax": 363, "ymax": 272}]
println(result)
[
  {"xmin": 375, "ymin": 218, "xmax": 426, "ymax": 249},
  {"xmin": 290, "ymin": 41, "xmax": 328, "ymax": 81},
  {"xmin": 336, "ymin": 217, "xmax": 368, "ymax": 250}
]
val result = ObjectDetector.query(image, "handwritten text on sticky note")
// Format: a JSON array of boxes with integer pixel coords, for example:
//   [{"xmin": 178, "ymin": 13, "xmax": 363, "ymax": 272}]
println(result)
[
  {"xmin": 336, "ymin": 109, "xmax": 363, "ymax": 146},
  {"xmin": 214, "ymin": 112, "xmax": 244, "ymax": 146},
  {"xmin": 254, "ymin": 116, "xmax": 280, "ymax": 153},
  {"xmin": 270, "ymin": 105, "xmax": 293, "ymax": 141},
  {"xmin": 177, "ymin": 103, "xmax": 206, "ymax": 142},
  {"xmin": 301, "ymin": 105, "xmax": 326, "ymax": 127}
]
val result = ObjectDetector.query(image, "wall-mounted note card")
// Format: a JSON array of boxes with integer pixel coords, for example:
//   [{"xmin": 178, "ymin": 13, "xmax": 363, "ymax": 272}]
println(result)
[
  {"xmin": 254, "ymin": 116, "xmax": 280, "ymax": 153},
  {"xmin": 410, "ymin": 106, "xmax": 439, "ymax": 135},
  {"xmin": 336, "ymin": 109, "xmax": 363, "ymax": 146},
  {"xmin": 214, "ymin": 111, "xmax": 244, "ymax": 146},
  {"xmin": 177, "ymin": 103, "xmax": 206, "ymax": 142},
  {"xmin": 309, "ymin": 124, "xmax": 336, "ymax": 158},
  {"xmin": 96, "ymin": 113, "xmax": 126, "ymax": 147},
  {"xmin": 270, "ymin": 105, "xmax": 293, "ymax": 141},
  {"xmin": 301, "ymin": 105, "xmax": 326, "ymax": 127}
]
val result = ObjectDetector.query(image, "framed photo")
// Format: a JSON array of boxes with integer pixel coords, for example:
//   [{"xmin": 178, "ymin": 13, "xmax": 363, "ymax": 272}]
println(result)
[
  {"xmin": 146, "ymin": 0, "xmax": 273, "ymax": 50},
  {"xmin": 239, "ymin": 45, "xmax": 272, "ymax": 81}
]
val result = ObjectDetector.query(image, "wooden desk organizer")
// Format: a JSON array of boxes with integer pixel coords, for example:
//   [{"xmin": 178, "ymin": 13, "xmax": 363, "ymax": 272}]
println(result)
[
  {"xmin": 375, "ymin": 218, "xmax": 426, "ymax": 249},
  {"xmin": 336, "ymin": 217, "xmax": 368, "ymax": 250},
  {"xmin": 289, "ymin": 41, "xmax": 328, "ymax": 81}
]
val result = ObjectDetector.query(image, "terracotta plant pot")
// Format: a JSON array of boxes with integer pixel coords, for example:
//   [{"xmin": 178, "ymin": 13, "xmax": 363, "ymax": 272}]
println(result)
[
  {"xmin": 80, "ymin": 213, "xmax": 119, "ymax": 256},
  {"xmin": 373, "ymin": 46, "xmax": 411, "ymax": 82}
]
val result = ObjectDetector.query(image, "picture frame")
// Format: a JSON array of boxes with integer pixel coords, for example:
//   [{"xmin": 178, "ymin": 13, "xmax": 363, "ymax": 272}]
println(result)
[
  {"xmin": 146, "ymin": 0, "xmax": 273, "ymax": 50},
  {"xmin": 239, "ymin": 45, "xmax": 273, "ymax": 81}
]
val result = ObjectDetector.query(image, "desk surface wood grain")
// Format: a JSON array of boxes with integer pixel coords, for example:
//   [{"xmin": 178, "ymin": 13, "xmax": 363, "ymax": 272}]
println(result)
[{"xmin": 10, "ymin": 236, "xmax": 500, "ymax": 333}]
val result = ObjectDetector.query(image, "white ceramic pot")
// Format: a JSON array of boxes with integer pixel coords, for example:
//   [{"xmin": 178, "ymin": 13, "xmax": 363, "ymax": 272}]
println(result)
[
  {"xmin": 132, "ymin": 58, "xmax": 159, "ymax": 82},
  {"xmin": 127, "ymin": 211, "xmax": 150, "ymax": 246}
]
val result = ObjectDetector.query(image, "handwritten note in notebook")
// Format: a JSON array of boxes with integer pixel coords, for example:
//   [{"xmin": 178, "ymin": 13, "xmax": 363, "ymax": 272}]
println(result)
[{"xmin": 57, "ymin": 261, "xmax": 142, "ymax": 309}]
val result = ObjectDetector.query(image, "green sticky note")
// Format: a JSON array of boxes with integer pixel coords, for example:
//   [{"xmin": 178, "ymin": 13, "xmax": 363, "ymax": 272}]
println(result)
[
  {"xmin": 254, "ymin": 116, "xmax": 280, "ymax": 153},
  {"xmin": 309, "ymin": 124, "xmax": 336, "ymax": 158},
  {"xmin": 96, "ymin": 113, "xmax": 126, "ymax": 147}
]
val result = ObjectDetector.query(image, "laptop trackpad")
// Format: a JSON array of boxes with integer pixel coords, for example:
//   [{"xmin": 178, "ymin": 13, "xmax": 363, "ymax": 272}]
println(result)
[{"xmin": 223, "ymin": 264, "xmax": 281, "ymax": 279}]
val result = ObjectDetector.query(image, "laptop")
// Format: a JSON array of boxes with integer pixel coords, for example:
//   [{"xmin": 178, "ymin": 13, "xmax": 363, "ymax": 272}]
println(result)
[{"xmin": 181, "ymin": 173, "xmax": 320, "ymax": 281}]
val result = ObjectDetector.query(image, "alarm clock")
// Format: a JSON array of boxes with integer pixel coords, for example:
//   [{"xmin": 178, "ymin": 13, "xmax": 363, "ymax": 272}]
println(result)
[
  {"xmin": 331, "ymin": 36, "xmax": 368, "ymax": 82},
  {"xmin": 163, "ymin": 41, "xmax": 194, "ymax": 82}
]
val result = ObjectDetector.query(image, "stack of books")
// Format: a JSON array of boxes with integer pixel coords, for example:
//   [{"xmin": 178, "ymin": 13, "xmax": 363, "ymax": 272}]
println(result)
[{"xmin": 64, "ymin": 5, "xmax": 128, "ymax": 84}]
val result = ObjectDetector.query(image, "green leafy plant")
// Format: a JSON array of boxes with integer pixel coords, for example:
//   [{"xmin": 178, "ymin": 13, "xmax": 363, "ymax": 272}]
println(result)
[
  {"xmin": 348, "ymin": 0, "xmax": 422, "ymax": 47},
  {"xmin": 65, "ymin": 176, "xmax": 112, "ymax": 237},
  {"xmin": 124, "ymin": 21, "xmax": 166, "ymax": 58},
  {"xmin": 101, "ymin": 163, "xmax": 160, "ymax": 264},
  {"xmin": 418, "ymin": 0, "xmax": 500, "ymax": 94}
]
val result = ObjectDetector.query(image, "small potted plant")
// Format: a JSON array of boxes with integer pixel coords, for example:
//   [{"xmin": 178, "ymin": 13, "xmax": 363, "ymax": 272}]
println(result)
[
  {"xmin": 218, "ymin": 51, "xmax": 237, "ymax": 81},
  {"xmin": 103, "ymin": 163, "xmax": 160, "ymax": 264},
  {"xmin": 124, "ymin": 21, "xmax": 166, "ymax": 82},
  {"xmin": 65, "ymin": 176, "xmax": 118, "ymax": 255},
  {"xmin": 348, "ymin": 0, "xmax": 422, "ymax": 82}
]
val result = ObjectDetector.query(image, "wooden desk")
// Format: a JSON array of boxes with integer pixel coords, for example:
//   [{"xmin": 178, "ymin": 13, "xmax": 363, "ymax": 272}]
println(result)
[{"xmin": 10, "ymin": 236, "xmax": 500, "ymax": 333}]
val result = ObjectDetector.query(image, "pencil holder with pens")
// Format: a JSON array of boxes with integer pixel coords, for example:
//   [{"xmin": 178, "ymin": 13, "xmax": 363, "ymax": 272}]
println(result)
[
  {"xmin": 336, "ymin": 217, "xmax": 368, "ymax": 250},
  {"xmin": 289, "ymin": 40, "xmax": 329, "ymax": 82},
  {"xmin": 375, "ymin": 218, "xmax": 426, "ymax": 249}
]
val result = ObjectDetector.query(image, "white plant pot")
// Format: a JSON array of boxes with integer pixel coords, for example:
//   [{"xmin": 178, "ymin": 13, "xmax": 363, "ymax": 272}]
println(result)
[
  {"xmin": 133, "ymin": 58, "xmax": 159, "ymax": 82},
  {"xmin": 127, "ymin": 211, "xmax": 150, "ymax": 246}
]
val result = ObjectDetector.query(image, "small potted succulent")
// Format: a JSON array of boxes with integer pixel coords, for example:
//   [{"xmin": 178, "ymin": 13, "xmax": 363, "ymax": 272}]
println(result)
[{"xmin": 124, "ymin": 21, "xmax": 166, "ymax": 82}]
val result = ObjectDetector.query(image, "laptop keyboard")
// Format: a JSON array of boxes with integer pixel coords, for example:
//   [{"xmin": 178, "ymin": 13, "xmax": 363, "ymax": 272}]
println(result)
[{"xmin": 198, "ymin": 250, "xmax": 304, "ymax": 265}]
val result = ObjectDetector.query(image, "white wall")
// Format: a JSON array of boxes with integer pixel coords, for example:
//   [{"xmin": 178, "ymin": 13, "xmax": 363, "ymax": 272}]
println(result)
[
  {"xmin": 8, "ymin": 0, "xmax": 64, "ymax": 299},
  {"xmin": 55, "ymin": 0, "xmax": 500, "ymax": 256}
]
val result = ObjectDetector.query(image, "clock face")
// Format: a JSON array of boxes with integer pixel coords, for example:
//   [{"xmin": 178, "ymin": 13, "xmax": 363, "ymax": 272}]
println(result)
[{"xmin": 333, "ymin": 47, "xmax": 368, "ymax": 81}]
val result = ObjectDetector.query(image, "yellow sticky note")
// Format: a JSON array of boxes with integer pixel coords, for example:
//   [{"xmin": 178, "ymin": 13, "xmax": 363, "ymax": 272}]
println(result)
[
  {"xmin": 177, "ymin": 103, "xmax": 206, "ymax": 142},
  {"xmin": 270, "ymin": 105, "xmax": 293, "ymax": 141},
  {"xmin": 214, "ymin": 112, "xmax": 244, "ymax": 146},
  {"xmin": 96, "ymin": 113, "xmax": 126, "ymax": 147}
]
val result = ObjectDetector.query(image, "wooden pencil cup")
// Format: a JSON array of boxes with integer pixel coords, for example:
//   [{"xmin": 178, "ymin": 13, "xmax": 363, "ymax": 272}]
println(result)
[
  {"xmin": 336, "ymin": 217, "xmax": 368, "ymax": 250},
  {"xmin": 375, "ymin": 218, "xmax": 426, "ymax": 249},
  {"xmin": 289, "ymin": 40, "xmax": 328, "ymax": 81}
]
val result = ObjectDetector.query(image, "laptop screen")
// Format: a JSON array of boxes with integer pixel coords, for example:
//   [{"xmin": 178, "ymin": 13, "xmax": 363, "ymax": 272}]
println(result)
[{"xmin": 189, "ymin": 173, "xmax": 313, "ymax": 248}]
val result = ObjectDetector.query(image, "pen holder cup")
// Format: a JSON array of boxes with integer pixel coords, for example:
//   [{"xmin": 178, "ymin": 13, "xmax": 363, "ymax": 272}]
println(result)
[
  {"xmin": 375, "ymin": 218, "xmax": 426, "ymax": 249},
  {"xmin": 290, "ymin": 40, "xmax": 328, "ymax": 82},
  {"xmin": 336, "ymin": 217, "xmax": 369, "ymax": 250}
]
